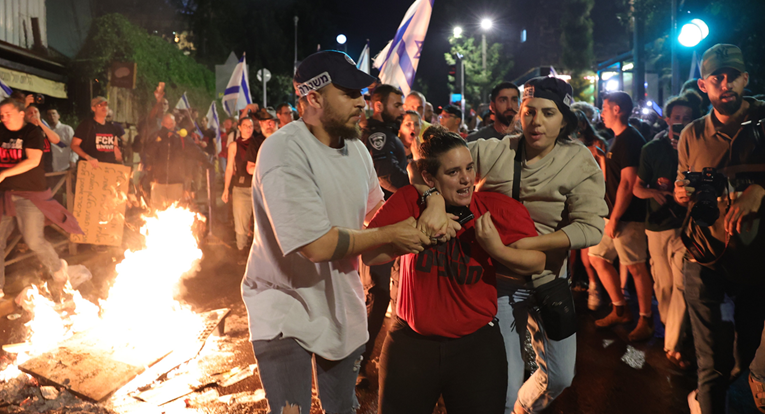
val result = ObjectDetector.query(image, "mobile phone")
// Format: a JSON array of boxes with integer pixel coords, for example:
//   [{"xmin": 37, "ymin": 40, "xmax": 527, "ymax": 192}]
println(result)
[{"xmin": 671, "ymin": 123, "xmax": 684, "ymax": 137}]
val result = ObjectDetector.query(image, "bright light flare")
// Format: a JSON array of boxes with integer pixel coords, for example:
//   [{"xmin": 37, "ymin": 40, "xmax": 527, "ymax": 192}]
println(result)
[
  {"xmin": 336, "ymin": 34, "xmax": 347, "ymax": 45},
  {"xmin": 453, "ymin": 26, "xmax": 463, "ymax": 38},
  {"xmin": 606, "ymin": 79, "xmax": 620, "ymax": 91},
  {"xmin": 480, "ymin": 18, "xmax": 493, "ymax": 30}
]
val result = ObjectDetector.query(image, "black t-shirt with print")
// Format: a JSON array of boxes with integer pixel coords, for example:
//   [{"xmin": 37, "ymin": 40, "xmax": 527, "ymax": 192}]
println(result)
[
  {"xmin": 35, "ymin": 126, "xmax": 54, "ymax": 173},
  {"xmin": 74, "ymin": 118, "xmax": 122, "ymax": 164},
  {"xmin": 604, "ymin": 125, "xmax": 647, "ymax": 222},
  {"xmin": 0, "ymin": 123, "xmax": 47, "ymax": 192}
]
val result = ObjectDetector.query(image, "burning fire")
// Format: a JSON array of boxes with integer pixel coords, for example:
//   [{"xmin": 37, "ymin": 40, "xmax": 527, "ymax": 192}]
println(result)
[{"xmin": 1, "ymin": 205, "xmax": 207, "ymax": 387}]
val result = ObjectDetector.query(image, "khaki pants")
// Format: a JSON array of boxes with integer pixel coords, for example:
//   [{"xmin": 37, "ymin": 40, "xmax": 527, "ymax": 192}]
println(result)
[{"xmin": 646, "ymin": 228, "xmax": 688, "ymax": 353}]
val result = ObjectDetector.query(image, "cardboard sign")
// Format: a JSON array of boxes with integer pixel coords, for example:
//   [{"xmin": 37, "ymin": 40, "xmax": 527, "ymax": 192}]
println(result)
[{"xmin": 70, "ymin": 161, "xmax": 131, "ymax": 246}]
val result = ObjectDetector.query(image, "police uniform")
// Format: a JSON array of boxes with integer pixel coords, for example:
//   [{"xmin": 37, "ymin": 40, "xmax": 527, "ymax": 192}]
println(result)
[
  {"xmin": 363, "ymin": 118, "xmax": 409, "ymax": 200},
  {"xmin": 359, "ymin": 117, "xmax": 410, "ymax": 383}
]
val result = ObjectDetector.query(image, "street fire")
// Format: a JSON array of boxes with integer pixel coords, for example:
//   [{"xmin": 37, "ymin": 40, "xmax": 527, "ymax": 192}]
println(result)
[{"xmin": 0, "ymin": 205, "xmax": 207, "ymax": 396}]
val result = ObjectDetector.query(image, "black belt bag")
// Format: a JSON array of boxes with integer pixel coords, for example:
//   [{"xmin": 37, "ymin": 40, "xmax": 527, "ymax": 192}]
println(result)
[{"xmin": 533, "ymin": 277, "xmax": 577, "ymax": 341}]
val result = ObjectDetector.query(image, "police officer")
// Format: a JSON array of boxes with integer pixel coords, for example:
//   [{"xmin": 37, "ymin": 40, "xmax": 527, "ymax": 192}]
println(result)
[
  {"xmin": 363, "ymin": 84, "xmax": 408, "ymax": 199},
  {"xmin": 358, "ymin": 83, "xmax": 409, "ymax": 388}
]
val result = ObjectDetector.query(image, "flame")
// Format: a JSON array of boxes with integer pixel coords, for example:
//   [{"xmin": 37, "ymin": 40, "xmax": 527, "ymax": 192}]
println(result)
[{"xmin": 0, "ymin": 205, "xmax": 206, "ymax": 389}]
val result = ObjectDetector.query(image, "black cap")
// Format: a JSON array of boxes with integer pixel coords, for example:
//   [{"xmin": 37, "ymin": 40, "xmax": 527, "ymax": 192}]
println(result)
[
  {"xmin": 294, "ymin": 51, "xmax": 376, "ymax": 97},
  {"xmin": 523, "ymin": 76, "xmax": 576, "ymax": 124},
  {"xmin": 442, "ymin": 104, "xmax": 462, "ymax": 119}
]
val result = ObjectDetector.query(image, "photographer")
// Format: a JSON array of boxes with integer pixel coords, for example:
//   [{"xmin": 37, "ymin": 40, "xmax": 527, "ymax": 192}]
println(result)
[{"xmin": 674, "ymin": 44, "xmax": 765, "ymax": 414}]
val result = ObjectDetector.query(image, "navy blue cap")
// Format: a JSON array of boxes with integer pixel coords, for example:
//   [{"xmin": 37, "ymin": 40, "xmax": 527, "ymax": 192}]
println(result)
[
  {"xmin": 523, "ymin": 77, "xmax": 576, "ymax": 124},
  {"xmin": 294, "ymin": 51, "xmax": 376, "ymax": 97}
]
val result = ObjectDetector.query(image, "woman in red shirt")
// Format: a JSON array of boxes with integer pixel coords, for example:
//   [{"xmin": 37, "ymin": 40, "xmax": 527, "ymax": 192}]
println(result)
[{"xmin": 363, "ymin": 126, "xmax": 545, "ymax": 414}]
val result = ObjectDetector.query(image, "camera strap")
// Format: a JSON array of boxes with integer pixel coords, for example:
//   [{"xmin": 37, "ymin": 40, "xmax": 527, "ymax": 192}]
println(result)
[{"xmin": 512, "ymin": 140, "xmax": 522, "ymax": 201}]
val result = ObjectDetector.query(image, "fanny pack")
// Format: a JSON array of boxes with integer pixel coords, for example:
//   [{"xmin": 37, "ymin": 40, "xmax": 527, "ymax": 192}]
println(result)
[{"xmin": 513, "ymin": 140, "xmax": 577, "ymax": 340}]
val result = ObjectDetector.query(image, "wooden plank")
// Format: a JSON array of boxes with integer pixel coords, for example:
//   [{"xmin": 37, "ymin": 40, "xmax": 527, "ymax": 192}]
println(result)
[
  {"xmin": 19, "ymin": 332, "xmax": 172, "ymax": 402},
  {"xmin": 18, "ymin": 308, "xmax": 231, "ymax": 402}
]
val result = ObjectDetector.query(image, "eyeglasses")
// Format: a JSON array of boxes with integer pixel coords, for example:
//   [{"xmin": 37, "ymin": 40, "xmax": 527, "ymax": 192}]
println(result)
[{"xmin": 95, "ymin": 102, "xmax": 108, "ymax": 108}]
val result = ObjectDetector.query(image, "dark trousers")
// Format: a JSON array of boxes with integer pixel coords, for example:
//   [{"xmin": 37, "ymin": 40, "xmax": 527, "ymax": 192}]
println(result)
[
  {"xmin": 684, "ymin": 261, "xmax": 765, "ymax": 413},
  {"xmin": 360, "ymin": 261, "xmax": 394, "ymax": 374},
  {"xmin": 378, "ymin": 317, "xmax": 507, "ymax": 414}
]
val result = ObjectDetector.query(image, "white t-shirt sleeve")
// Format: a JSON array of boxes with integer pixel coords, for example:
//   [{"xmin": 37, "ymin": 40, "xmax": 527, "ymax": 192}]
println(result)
[
  {"xmin": 363, "ymin": 148, "xmax": 384, "ymax": 215},
  {"xmin": 260, "ymin": 165, "xmax": 333, "ymax": 256}
]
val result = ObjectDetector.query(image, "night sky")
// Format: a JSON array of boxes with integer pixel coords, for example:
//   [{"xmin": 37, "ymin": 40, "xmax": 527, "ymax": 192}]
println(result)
[{"xmin": 318, "ymin": 0, "xmax": 518, "ymax": 106}]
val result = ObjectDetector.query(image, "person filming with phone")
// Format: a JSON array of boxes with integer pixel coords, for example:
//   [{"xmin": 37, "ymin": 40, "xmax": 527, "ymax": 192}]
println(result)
[{"xmin": 633, "ymin": 92, "xmax": 702, "ymax": 370}]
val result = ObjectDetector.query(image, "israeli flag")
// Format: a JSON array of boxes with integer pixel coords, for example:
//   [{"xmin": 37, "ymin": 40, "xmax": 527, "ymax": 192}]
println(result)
[
  {"xmin": 357, "ymin": 42, "xmax": 371, "ymax": 75},
  {"xmin": 175, "ymin": 92, "xmax": 204, "ymax": 137},
  {"xmin": 0, "ymin": 78, "xmax": 12, "ymax": 98},
  {"xmin": 206, "ymin": 101, "xmax": 221, "ymax": 154},
  {"xmin": 222, "ymin": 53, "xmax": 252, "ymax": 117},
  {"xmin": 373, "ymin": 0, "xmax": 433, "ymax": 96}
]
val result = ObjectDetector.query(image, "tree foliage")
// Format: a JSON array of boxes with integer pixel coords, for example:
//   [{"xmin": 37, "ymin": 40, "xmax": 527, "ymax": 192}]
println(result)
[
  {"xmin": 444, "ymin": 36, "xmax": 512, "ymax": 108},
  {"xmin": 560, "ymin": 0, "xmax": 595, "ymax": 73},
  {"xmin": 74, "ymin": 13, "xmax": 214, "ymax": 115}
]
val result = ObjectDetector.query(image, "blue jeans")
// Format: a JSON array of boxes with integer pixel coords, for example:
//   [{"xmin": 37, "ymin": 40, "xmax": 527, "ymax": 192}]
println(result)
[
  {"xmin": 232, "ymin": 186, "xmax": 253, "ymax": 251},
  {"xmin": 684, "ymin": 261, "xmax": 765, "ymax": 413},
  {"xmin": 0, "ymin": 196, "xmax": 62, "ymax": 290},
  {"xmin": 251, "ymin": 337, "xmax": 363, "ymax": 414},
  {"xmin": 496, "ymin": 281, "xmax": 576, "ymax": 414}
]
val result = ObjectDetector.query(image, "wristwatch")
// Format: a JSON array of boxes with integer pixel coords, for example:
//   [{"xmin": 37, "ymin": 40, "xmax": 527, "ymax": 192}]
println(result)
[{"xmin": 419, "ymin": 187, "xmax": 440, "ymax": 206}]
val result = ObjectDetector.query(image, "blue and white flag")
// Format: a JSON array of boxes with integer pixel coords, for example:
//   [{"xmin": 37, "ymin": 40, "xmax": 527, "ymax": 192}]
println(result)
[
  {"xmin": 373, "ymin": 0, "xmax": 433, "ymax": 96},
  {"xmin": 357, "ymin": 41, "xmax": 371, "ymax": 75},
  {"xmin": 175, "ymin": 92, "xmax": 204, "ymax": 137},
  {"xmin": 206, "ymin": 101, "xmax": 221, "ymax": 154},
  {"xmin": 0, "ymin": 78, "xmax": 11, "ymax": 99},
  {"xmin": 222, "ymin": 53, "xmax": 252, "ymax": 117}
]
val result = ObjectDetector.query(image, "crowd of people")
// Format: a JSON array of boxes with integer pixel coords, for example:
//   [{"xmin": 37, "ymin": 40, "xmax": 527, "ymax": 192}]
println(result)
[
  {"xmin": 0, "ymin": 41, "xmax": 763, "ymax": 414},
  {"xmin": 240, "ymin": 45, "xmax": 765, "ymax": 414}
]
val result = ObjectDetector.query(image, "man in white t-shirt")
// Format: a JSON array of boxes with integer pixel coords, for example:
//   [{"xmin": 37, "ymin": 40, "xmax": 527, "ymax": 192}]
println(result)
[{"xmin": 242, "ymin": 50, "xmax": 431, "ymax": 414}]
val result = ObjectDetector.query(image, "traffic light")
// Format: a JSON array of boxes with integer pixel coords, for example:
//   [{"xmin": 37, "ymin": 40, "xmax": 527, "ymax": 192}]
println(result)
[
  {"xmin": 448, "ymin": 54, "xmax": 464, "ymax": 95},
  {"xmin": 448, "ymin": 63, "xmax": 457, "ymax": 91}
]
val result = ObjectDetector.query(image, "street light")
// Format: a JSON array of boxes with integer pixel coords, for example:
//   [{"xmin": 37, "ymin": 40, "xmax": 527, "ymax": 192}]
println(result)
[
  {"xmin": 453, "ymin": 26, "xmax": 463, "ymax": 38},
  {"xmin": 678, "ymin": 19, "xmax": 708, "ymax": 47},
  {"xmin": 480, "ymin": 18, "xmax": 492, "ymax": 103},
  {"xmin": 336, "ymin": 34, "xmax": 347, "ymax": 53}
]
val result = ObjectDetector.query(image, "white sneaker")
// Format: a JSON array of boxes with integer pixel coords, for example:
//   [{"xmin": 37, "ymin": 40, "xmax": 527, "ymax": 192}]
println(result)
[
  {"xmin": 588, "ymin": 286, "xmax": 601, "ymax": 311},
  {"xmin": 688, "ymin": 389, "xmax": 701, "ymax": 414}
]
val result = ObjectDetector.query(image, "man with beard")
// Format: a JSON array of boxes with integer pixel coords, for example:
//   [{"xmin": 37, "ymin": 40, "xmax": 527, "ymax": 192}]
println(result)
[
  {"xmin": 673, "ymin": 44, "xmax": 765, "ymax": 414},
  {"xmin": 358, "ymin": 84, "xmax": 408, "ymax": 388},
  {"xmin": 363, "ymin": 84, "xmax": 408, "ymax": 199},
  {"xmin": 242, "ymin": 51, "xmax": 430, "ymax": 414},
  {"xmin": 467, "ymin": 82, "xmax": 520, "ymax": 142}
]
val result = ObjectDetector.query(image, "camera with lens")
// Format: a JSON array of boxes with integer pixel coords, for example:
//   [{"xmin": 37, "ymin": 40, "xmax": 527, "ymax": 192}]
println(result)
[
  {"xmin": 683, "ymin": 167, "xmax": 728, "ymax": 227},
  {"xmin": 34, "ymin": 93, "xmax": 44, "ymax": 105}
]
